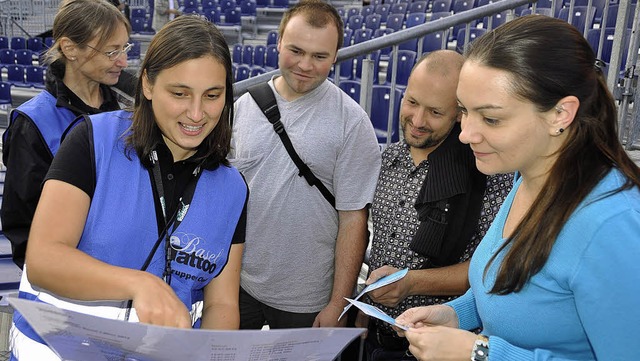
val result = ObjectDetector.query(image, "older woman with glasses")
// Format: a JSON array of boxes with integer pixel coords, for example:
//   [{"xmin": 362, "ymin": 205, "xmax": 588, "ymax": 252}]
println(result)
[{"xmin": 1, "ymin": 0, "xmax": 135, "ymax": 270}]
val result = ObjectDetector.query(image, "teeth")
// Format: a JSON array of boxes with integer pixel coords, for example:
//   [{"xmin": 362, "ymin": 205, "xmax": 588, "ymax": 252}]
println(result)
[{"xmin": 181, "ymin": 123, "xmax": 203, "ymax": 131}]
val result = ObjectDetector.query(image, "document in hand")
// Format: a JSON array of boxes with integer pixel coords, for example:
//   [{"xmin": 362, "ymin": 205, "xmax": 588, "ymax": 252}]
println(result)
[
  {"xmin": 9, "ymin": 297, "xmax": 365, "ymax": 361},
  {"xmin": 343, "ymin": 298, "xmax": 408, "ymax": 331},
  {"xmin": 338, "ymin": 268, "xmax": 409, "ymax": 321}
]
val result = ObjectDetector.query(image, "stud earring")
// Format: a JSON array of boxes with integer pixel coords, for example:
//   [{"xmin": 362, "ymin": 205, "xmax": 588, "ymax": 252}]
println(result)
[
  {"xmin": 556, "ymin": 128, "xmax": 564, "ymax": 135},
  {"xmin": 555, "ymin": 106, "xmax": 564, "ymax": 113}
]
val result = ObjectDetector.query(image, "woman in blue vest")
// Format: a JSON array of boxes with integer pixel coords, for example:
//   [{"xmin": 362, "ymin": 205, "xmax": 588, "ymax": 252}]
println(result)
[
  {"xmin": 11, "ymin": 15, "xmax": 248, "ymax": 360},
  {"xmin": 1, "ymin": 0, "xmax": 136, "ymax": 270},
  {"xmin": 396, "ymin": 15, "xmax": 640, "ymax": 361}
]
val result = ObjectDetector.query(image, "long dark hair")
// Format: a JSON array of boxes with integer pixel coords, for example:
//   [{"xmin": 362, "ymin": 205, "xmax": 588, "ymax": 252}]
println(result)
[
  {"xmin": 126, "ymin": 15, "xmax": 234, "ymax": 168},
  {"xmin": 466, "ymin": 15, "xmax": 640, "ymax": 294}
]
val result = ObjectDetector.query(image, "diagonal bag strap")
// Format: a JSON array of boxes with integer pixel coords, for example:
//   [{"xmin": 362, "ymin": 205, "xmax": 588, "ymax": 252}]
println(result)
[{"xmin": 247, "ymin": 82, "xmax": 336, "ymax": 207}]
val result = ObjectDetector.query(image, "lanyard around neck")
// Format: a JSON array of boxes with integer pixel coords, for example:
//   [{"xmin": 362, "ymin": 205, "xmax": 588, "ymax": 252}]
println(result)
[{"xmin": 141, "ymin": 149, "xmax": 203, "ymax": 285}]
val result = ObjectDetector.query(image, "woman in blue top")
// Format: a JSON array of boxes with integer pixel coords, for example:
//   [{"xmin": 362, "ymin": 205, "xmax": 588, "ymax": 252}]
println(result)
[
  {"xmin": 11, "ymin": 16, "xmax": 248, "ymax": 360},
  {"xmin": 396, "ymin": 15, "xmax": 640, "ymax": 361}
]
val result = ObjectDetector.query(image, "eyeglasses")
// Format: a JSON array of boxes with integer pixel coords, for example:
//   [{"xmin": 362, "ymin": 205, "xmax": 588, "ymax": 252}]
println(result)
[{"xmin": 85, "ymin": 42, "xmax": 133, "ymax": 61}]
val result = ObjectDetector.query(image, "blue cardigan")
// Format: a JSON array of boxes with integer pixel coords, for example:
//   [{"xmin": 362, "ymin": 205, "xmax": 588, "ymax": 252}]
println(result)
[{"xmin": 448, "ymin": 169, "xmax": 640, "ymax": 360}]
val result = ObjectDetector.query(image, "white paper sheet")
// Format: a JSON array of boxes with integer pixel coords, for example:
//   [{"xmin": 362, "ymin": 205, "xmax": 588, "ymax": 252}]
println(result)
[
  {"xmin": 344, "ymin": 298, "xmax": 408, "ymax": 331},
  {"xmin": 9, "ymin": 297, "xmax": 365, "ymax": 361},
  {"xmin": 338, "ymin": 268, "xmax": 408, "ymax": 321}
]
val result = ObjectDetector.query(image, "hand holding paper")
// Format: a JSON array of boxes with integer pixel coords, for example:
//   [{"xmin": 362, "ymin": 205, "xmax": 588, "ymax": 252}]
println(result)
[
  {"xmin": 338, "ymin": 268, "xmax": 408, "ymax": 321},
  {"xmin": 344, "ymin": 298, "xmax": 408, "ymax": 331}
]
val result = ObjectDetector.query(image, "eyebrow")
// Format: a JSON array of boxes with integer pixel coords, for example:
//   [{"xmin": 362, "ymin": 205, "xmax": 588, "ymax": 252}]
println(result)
[
  {"xmin": 457, "ymin": 99, "xmax": 503, "ymax": 111},
  {"xmin": 168, "ymin": 84, "xmax": 225, "ymax": 91},
  {"xmin": 287, "ymin": 44, "xmax": 331, "ymax": 57}
]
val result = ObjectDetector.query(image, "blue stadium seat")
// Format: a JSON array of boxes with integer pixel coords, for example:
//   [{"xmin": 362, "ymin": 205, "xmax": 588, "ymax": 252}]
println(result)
[
  {"xmin": 220, "ymin": 0, "xmax": 236, "ymax": 11},
  {"xmin": 235, "ymin": 64, "xmax": 251, "ymax": 81},
  {"xmin": 232, "ymin": 43, "xmax": 242, "ymax": 64},
  {"xmin": 535, "ymin": 0, "xmax": 563, "ymax": 16},
  {"xmin": 25, "ymin": 65, "xmax": 46, "ymax": 88},
  {"xmin": 386, "ymin": 49, "xmax": 417, "ymax": 87},
  {"xmin": 373, "ymin": 28, "xmax": 394, "ymax": 60},
  {"xmin": 7, "ymin": 64, "xmax": 26, "ymax": 87},
  {"xmin": 337, "ymin": 58, "xmax": 355, "ymax": 80},
  {"xmin": 222, "ymin": 7, "xmax": 241, "ymax": 25},
  {"xmin": 26, "ymin": 37, "xmax": 43, "ymax": 53},
  {"xmin": 400, "ymin": 13, "xmax": 426, "ymax": 51},
  {"xmin": 131, "ymin": 17, "xmax": 154, "ymax": 35},
  {"xmin": 360, "ymin": 4, "xmax": 375, "ymax": 18},
  {"xmin": 264, "ymin": 44, "xmax": 278, "ymax": 70},
  {"xmin": 353, "ymin": 28, "xmax": 373, "ymax": 44},
  {"xmin": 256, "ymin": 0, "xmax": 269, "ymax": 6},
  {"xmin": 557, "ymin": 6, "xmax": 596, "ymax": 34},
  {"xmin": 0, "ymin": 36, "xmax": 8, "ymax": 50},
  {"xmin": 456, "ymin": 27, "xmax": 486, "ymax": 53},
  {"xmin": 385, "ymin": 13, "xmax": 405, "ymax": 32},
  {"xmin": 347, "ymin": 14, "xmax": 364, "ymax": 30},
  {"xmin": 365, "ymin": 13, "xmax": 382, "ymax": 31},
  {"xmin": 182, "ymin": 7, "xmax": 200, "ymax": 15},
  {"xmin": 15, "ymin": 49, "xmax": 33, "ymax": 65},
  {"xmin": 408, "ymin": 1, "xmax": 428, "ymax": 13},
  {"xmin": 390, "ymin": 3, "xmax": 407, "ymax": 14},
  {"xmin": 0, "ymin": 82, "xmax": 11, "ymax": 109},
  {"xmin": 10, "ymin": 37, "xmax": 26, "ymax": 50},
  {"xmin": 431, "ymin": 0, "xmax": 453, "ymax": 13},
  {"xmin": 241, "ymin": 44, "xmax": 254, "ymax": 65},
  {"xmin": 343, "ymin": 28, "xmax": 354, "ymax": 47},
  {"xmin": 202, "ymin": 0, "xmax": 217, "ymax": 9},
  {"xmin": 266, "ymin": 29, "xmax": 278, "ymax": 46},
  {"xmin": 572, "ymin": 0, "xmax": 606, "ymax": 23},
  {"xmin": 587, "ymin": 27, "xmax": 631, "ymax": 70},
  {"xmin": 128, "ymin": 41, "xmax": 141, "ymax": 61},
  {"xmin": 240, "ymin": 0, "xmax": 256, "ymax": 15},
  {"xmin": 420, "ymin": 30, "xmax": 447, "ymax": 54},
  {"xmin": 184, "ymin": 0, "xmax": 198, "ymax": 8},
  {"xmin": 250, "ymin": 65, "xmax": 266, "ymax": 77},
  {"xmin": 0, "ymin": 49, "xmax": 15, "ymax": 67},
  {"xmin": 520, "ymin": 8, "xmax": 553, "ymax": 16},
  {"xmin": 272, "ymin": 0, "xmax": 288, "ymax": 7},
  {"xmin": 370, "ymin": 85, "xmax": 403, "ymax": 144},
  {"xmin": 347, "ymin": 7, "xmax": 359, "ymax": 18},
  {"xmin": 253, "ymin": 44, "xmax": 266, "ymax": 67},
  {"xmin": 482, "ymin": 10, "xmax": 509, "ymax": 29},
  {"xmin": 603, "ymin": 4, "xmax": 636, "ymax": 29},
  {"xmin": 338, "ymin": 79, "xmax": 361, "ymax": 103},
  {"xmin": 452, "ymin": 0, "xmax": 475, "ymax": 13},
  {"xmin": 374, "ymin": 4, "xmax": 391, "ymax": 23},
  {"xmin": 203, "ymin": 8, "xmax": 220, "ymax": 22},
  {"xmin": 44, "ymin": 37, "xmax": 54, "ymax": 50},
  {"xmin": 131, "ymin": 8, "xmax": 146, "ymax": 18}
]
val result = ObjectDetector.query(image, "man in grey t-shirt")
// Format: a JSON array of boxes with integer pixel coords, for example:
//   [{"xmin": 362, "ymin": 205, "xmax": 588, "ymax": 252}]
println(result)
[{"xmin": 230, "ymin": 0, "xmax": 381, "ymax": 329}]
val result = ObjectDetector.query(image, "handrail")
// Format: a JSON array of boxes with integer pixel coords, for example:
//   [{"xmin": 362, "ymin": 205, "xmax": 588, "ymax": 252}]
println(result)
[{"xmin": 233, "ymin": 0, "xmax": 534, "ymax": 97}]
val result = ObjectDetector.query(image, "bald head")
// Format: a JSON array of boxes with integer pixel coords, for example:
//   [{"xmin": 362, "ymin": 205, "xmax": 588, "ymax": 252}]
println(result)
[{"xmin": 413, "ymin": 50, "xmax": 464, "ymax": 81}]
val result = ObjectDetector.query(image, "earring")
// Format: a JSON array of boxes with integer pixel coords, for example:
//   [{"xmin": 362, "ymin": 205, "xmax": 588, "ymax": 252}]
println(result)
[
  {"xmin": 556, "ymin": 128, "xmax": 564, "ymax": 135},
  {"xmin": 555, "ymin": 106, "xmax": 564, "ymax": 113}
]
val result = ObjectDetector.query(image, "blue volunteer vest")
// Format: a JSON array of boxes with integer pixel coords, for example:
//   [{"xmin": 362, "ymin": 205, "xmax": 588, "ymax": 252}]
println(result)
[
  {"xmin": 8, "ymin": 91, "xmax": 77, "ymax": 157},
  {"xmin": 83, "ymin": 110, "xmax": 247, "ymax": 307},
  {"xmin": 13, "ymin": 110, "xmax": 246, "ymax": 354}
]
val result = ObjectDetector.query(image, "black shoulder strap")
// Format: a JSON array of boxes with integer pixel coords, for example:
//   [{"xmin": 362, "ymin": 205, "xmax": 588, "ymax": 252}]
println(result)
[{"xmin": 247, "ymin": 82, "xmax": 336, "ymax": 208}]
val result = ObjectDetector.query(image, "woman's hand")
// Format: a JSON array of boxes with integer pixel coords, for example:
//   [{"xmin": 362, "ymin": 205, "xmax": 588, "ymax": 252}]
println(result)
[
  {"xmin": 405, "ymin": 326, "xmax": 477, "ymax": 361},
  {"xmin": 131, "ymin": 272, "xmax": 191, "ymax": 328},
  {"xmin": 395, "ymin": 304, "xmax": 459, "ymax": 334}
]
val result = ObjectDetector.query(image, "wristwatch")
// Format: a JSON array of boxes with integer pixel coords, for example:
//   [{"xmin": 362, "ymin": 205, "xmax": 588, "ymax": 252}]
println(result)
[{"xmin": 470, "ymin": 334, "xmax": 489, "ymax": 361}]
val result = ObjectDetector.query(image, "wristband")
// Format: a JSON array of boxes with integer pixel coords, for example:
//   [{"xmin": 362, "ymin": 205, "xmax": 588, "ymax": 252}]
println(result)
[{"xmin": 470, "ymin": 334, "xmax": 489, "ymax": 361}]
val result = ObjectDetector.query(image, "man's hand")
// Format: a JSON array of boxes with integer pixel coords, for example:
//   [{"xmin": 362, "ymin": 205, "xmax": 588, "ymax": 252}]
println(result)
[
  {"xmin": 313, "ymin": 300, "xmax": 348, "ymax": 327},
  {"xmin": 367, "ymin": 265, "xmax": 411, "ymax": 307}
]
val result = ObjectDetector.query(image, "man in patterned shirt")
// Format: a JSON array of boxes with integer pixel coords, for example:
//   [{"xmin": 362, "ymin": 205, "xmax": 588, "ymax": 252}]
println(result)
[{"xmin": 359, "ymin": 50, "xmax": 513, "ymax": 360}]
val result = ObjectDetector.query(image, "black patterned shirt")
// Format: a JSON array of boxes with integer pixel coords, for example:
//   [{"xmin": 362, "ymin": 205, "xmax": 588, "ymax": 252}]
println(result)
[{"xmin": 368, "ymin": 140, "xmax": 514, "ymax": 334}]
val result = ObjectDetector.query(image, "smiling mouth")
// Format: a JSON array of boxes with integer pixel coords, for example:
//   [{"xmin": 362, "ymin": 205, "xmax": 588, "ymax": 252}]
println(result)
[{"xmin": 180, "ymin": 123, "xmax": 203, "ymax": 131}]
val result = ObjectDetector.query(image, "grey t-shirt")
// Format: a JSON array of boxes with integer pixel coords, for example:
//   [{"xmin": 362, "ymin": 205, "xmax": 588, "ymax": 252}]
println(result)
[{"xmin": 230, "ymin": 78, "xmax": 381, "ymax": 313}]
